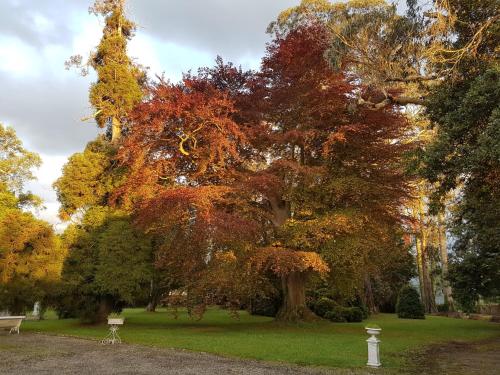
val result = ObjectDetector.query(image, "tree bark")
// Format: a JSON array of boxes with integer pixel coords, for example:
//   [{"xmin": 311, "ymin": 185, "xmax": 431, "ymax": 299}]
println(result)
[
  {"xmin": 146, "ymin": 301, "xmax": 158, "ymax": 312},
  {"xmin": 415, "ymin": 236, "xmax": 426, "ymax": 302},
  {"xmin": 438, "ymin": 213, "xmax": 454, "ymax": 310},
  {"xmin": 268, "ymin": 196, "xmax": 318, "ymax": 322},
  {"xmin": 415, "ymin": 196, "xmax": 437, "ymax": 314},
  {"xmin": 359, "ymin": 95, "xmax": 426, "ymax": 109},
  {"xmin": 268, "ymin": 197, "xmax": 290, "ymax": 227},
  {"xmin": 146, "ymin": 279, "xmax": 162, "ymax": 312},
  {"xmin": 96, "ymin": 298, "xmax": 112, "ymax": 323},
  {"xmin": 276, "ymin": 271, "xmax": 318, "ymax": 322},
  {"xmin": 421, "ymin": 244, "xmax": 437, "ymax": 313},
  {"xmin": 364, "ymin": 274, "xmax": 378, "ymax": 313}
]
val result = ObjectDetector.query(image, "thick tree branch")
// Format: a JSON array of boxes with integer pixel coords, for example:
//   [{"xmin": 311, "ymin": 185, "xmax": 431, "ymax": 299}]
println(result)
[
  {"xmin": 359, "ymin": 95, "xmax": 426, "ymax": 109},
  {"xmin": 384, "ymin": 75, "xmax": 438, "ymax": 83}
]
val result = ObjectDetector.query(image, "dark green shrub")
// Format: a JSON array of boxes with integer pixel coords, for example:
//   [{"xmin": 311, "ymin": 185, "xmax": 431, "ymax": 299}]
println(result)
[
  {"xmin": 343, "ymin": 307, "xmax": 364, "ymax": 322},
  {"xmin": 313, "ymin": 297, "xmax": 337, "ymax": 318},
  {"xmin": 309, "ymin": 295, "xmax": 366, "ymax": 322},
  {"xmin": 324, "ymin": 307, "xmax": 347, "ymax": 322},
  {"xmin": 349, "ymin": 297, "xmax": 370, "ymax": 319},
  {"xmin": 323, "ymin": 306, "xmax": 364, "ymax": 322},
  {"xmin": 396, "ymin": 285, "xmax": 425, "ymax": 319}
]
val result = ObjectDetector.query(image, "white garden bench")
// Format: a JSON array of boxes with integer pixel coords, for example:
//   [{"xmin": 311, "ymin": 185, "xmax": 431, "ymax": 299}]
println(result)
[{"xmin": 0, "ymin": 316, "xmax": 25, "ymax": 334}]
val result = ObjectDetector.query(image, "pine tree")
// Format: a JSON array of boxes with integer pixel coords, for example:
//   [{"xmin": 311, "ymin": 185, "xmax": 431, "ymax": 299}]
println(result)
[{"xmin": 67, "ymin": 0, "xmax": 145, "ymax": 143}]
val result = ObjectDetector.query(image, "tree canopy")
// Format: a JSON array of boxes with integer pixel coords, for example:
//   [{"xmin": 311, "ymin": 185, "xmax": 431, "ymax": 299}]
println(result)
[
  {"xmin": 0, "ymin": 124, "xmax": 63, "ymax": 315},
  {"xmin": 0, "ymin": 123, "xmax": 41, "ymax": 194},
  {"xmin": 67, "ymin": 0, "xmax": 145, "ymax": 142},
  {"xmin": 115, "ymin": 23, "xmax": 416, "ymax": 321}
]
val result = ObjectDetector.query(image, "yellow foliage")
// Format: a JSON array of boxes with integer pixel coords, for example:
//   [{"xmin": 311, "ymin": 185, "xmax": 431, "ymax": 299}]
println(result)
[{"xmin": 251, "ymin": 246, "xmax": 329, "ymax": 276}]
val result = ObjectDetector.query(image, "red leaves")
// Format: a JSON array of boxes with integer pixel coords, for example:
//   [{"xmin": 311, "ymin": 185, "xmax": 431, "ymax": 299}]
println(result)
[
  {"xmin": 119, "ymin": 76, "xmax": 247, "ymax": 193},
  {"xmin": 114, "ymin": 22, "xmax": 416, "ymax": 311}
]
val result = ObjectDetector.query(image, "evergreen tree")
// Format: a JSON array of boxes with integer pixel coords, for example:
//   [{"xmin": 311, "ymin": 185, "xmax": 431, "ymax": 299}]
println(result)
[
  {"xmin": 67, "ymin": 0, "xmax": 145, "ymax": 143},
  {"xmin": 53, "ymin": 137, "xmax": 123, "ymax": 220},
  {"xmin": 424, "ymin": 67, "xmax": 500, "ymax": 311},
  {"xmin": 396, "ymin": 285, "xmax": 425, "ymax": 319},
  {"xmin": 56, "ymin": 207, "xmax": 153, "ymax": 322}
]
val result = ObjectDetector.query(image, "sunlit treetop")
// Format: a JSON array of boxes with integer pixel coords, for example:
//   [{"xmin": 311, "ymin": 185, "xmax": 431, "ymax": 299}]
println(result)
[
  {"xmin": 0, "ymin": 123, "xmax": 41, "ymax": 195},
  {"xmin": 273, "ymin": 0, "xmax": 499, "ymax": 108},
  {"xmin": 53, "ymin": 137, "xmax": 125, "ymax": 220},
  {"xmin": 67, "ymin": 0, "xmax": 145, "ymax": 143}
]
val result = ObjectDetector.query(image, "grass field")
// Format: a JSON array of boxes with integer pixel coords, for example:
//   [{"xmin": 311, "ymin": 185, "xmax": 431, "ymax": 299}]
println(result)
[{"xmin": 21, "ymin": 308, "xmax": 500, "ymax": 369}]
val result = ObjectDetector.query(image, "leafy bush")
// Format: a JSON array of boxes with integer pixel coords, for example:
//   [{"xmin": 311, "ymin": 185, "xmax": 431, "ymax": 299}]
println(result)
[
  {"xmin": 322, "ymin": 306, "xmax": 364, "ymax": 322},
  {"xmin": 396, "ymin": 285, "xmax": 425, "ymax": 319},
  {"xmin": 313, "ymin": 297, "xmax": 338, "ymax": 318},
  {"xmin": 310, "ymin": 296, "xmax": 366, "ymax": 322},
  {"xmin": 343, "ymin": 307, "xmax": 364, "ymax": 322},
  {"xmin": 324, "ymin": 308, "xmax": 346, "ymax": 322},
  {"xmin": 351, "ymin": 300, "xmax": 370, "ymax": 319}
]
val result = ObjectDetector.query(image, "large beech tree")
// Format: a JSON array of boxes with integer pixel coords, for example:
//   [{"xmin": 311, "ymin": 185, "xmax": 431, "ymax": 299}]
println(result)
[
  {"xmin": 249, "ymin": 24, "xmax": 413, "ymax": 316},
  {"xmin": 117, "ymin": 24, "xmax": 414, "ymax": 321}
]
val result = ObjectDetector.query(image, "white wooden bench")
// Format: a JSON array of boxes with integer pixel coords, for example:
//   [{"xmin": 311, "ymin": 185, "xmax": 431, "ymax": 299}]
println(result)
[{"xmin": 0, "ymin": 316, "xmax": 26, "ymax": 334}]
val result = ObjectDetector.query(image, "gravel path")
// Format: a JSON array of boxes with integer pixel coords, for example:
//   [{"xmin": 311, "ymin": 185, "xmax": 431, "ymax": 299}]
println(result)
[
  {"xmin": 5, "ymin": 332, "xmax": 497, "ymax": 374},
  {"xmin": 0, "ymin": 333, "xmax": 366, "ymax": 375}
]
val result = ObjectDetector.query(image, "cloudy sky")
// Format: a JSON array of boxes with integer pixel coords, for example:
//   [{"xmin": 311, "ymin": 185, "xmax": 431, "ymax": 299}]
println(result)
[{"xmin": 0, "ymin": 0, "xmax": 300, "ymax": 230}]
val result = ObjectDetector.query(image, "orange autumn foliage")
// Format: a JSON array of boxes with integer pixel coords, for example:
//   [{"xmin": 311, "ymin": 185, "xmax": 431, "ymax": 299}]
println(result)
[{"xmin": 116, "ymin": 23, "xmax": 415, "ymax": 320}]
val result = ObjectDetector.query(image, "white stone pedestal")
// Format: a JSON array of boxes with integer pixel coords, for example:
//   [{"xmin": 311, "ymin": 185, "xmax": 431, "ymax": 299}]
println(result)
[
  {"xmin": 33, "ymin": 302, "xmax": 40, "ymax": 319},
  {"xmin": 366, "ymin": 328, "xmax": 381, "ymax": 367}
]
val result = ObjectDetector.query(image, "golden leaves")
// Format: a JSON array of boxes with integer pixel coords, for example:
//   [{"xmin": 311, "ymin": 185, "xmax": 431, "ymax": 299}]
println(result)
[{"xmin": 251, "ymin": 246, "xmax": 329, "ymax": 276}]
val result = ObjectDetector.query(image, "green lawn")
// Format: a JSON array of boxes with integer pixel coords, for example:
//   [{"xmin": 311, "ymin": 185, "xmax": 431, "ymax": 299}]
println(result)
[{"xmin": 22, "ymin": 308, "xmax": 500, "ymax": 369}]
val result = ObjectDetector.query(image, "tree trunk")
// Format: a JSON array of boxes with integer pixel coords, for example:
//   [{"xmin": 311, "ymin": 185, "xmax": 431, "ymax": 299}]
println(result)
[
  {"xmin": 146, "ymin": 279, "xmax": 162, "ymax": 312},
  {"xmin": 146, "ymin": 301, "xmax": 158, "ymax": 312},
  {"xmin": 276, "ymin": 271, "xmax": 318, "ymax": 322},
  {"xmin": 364, "ymin": 274, "xmax": 378, "ymax": 313},
  {"xmin": 415, "ymin": 196, "xmax": 437, "ymax": 314},
  {"xmin": 96, "ymin": 298, "xmax": 112, "ymax": 323},
  {"xmin": 415, "ymin": 236, "xmax": 426, "ymax": 301},
  {"xmin": 268, "ymin": 196, "xmax": 318, "ymax": 322},
  {"xmin": 438, "ymin": 213, "xmax": 454, "ymax": 310},
  {"xmin": 111, "ymin": 116, "xmax": 121, "ymax": 143},
  {"xmin": 421, "ymin": 245, "xmax": 436, "ymax": 313}
]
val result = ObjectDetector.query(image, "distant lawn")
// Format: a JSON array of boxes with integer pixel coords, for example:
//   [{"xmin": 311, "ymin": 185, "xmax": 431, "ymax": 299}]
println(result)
[{"xmin": 21, "ymin": 308, "xmax": 500, "ymax": 369}]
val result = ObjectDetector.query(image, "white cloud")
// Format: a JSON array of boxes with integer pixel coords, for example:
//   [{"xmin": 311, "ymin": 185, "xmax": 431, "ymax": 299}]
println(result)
[
  {"xmin": 70, "ymin": 15, "xmax": 102, "ymax": 60},
  {"xmin": 129, "ymin": 32, "xmax": 164, "ymax": 77},
  {"xmin": 26, "ymin": 154, "xmax": 68, "ymax": 232},
  {"xmin": 0, "ymin": 36, "xmax": 40, "ymax": 77},
  {"xmin": 30, "ymin": 13, "xmax": 55, "ymax": 34}
]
